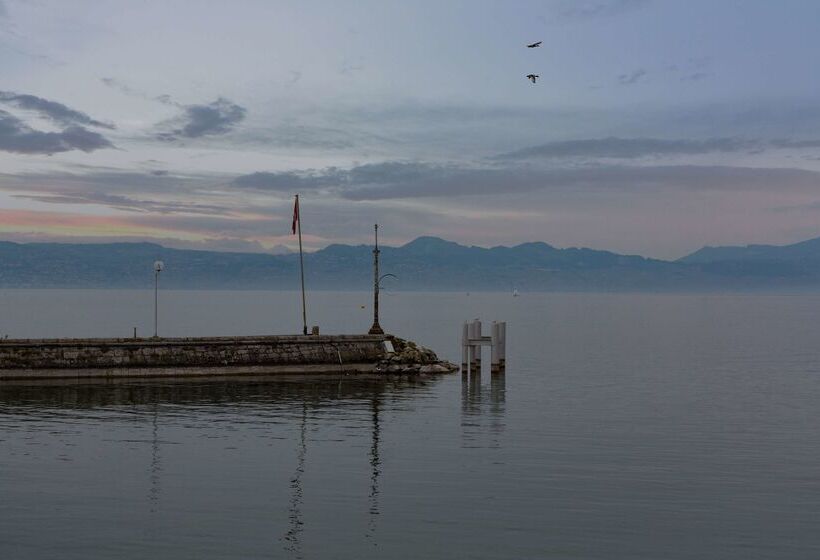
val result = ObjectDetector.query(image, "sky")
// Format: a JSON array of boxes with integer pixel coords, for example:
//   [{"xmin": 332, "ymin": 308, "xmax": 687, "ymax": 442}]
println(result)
[{"xmin": 2, "ymin": 0, "xmax": 820, "ymax": 259}]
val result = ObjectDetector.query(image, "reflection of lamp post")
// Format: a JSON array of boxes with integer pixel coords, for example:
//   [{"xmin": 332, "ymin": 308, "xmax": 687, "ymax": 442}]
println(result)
[
  {"xmin": 153, "ymin": 260, "xmax": 164, "ymax": 338},
  {"xmin": 368, "ymin": 225, "xmax": 384, "ymax": 335}
]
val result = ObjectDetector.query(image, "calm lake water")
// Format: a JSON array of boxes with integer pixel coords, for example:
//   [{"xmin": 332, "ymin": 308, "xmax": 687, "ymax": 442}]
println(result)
[{"xmin": 3, "ymin": 290, "xmax": 820, "ymax": 559}]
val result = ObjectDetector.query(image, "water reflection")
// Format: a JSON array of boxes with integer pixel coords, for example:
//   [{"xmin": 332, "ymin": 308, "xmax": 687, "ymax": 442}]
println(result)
[
  {"xmin": 461, "ymin": 368, "xmax": 507, "ymax": 447},
  {"xmin": 283, "ymin": 401, "xmax": 307, "ymax": 558},
  {"xmin": 0, "ymin": 375, "xmax": 442, "ymax": 408},
  {"xmin": 149, "ymin": 404, "xmax": 161, "ymax": 512},
  {"xmin": 367, "ymin": 392, "xmax": 381, "ymax": 543},
  {"xmin": 0, "ymin": 375, "xmax": 443, "ymax": 557}
]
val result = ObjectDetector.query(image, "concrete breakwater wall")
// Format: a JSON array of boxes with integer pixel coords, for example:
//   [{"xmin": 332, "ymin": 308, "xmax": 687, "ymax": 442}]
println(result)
[
  {"xmin": 0, "ymin": 335, "xmax": 384, "ymax": 380},
  {"xmin": 0, "ymin": 334, "xmax": 456, "ymax": 381}
]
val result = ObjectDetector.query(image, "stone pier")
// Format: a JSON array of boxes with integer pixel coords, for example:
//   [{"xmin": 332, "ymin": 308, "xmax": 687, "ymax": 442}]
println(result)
[{"xmin": 0, "ymin": 334, "xmax": 457, "ymax": 381}]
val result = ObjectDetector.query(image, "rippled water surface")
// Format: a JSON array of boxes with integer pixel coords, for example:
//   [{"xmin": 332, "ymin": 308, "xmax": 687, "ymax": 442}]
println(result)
[{"xmin": 3, "ymin": 290, "xmax": 820, "ymax": 559}]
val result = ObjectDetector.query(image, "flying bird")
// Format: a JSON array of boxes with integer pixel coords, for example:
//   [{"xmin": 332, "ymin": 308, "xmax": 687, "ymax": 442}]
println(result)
[
  {"xmin": 527, "ymin": 41, "xmax": 542, "ymax": 48},
  {"xmin": 526, "ymin": 74, "xmax": 539, "ymax": 84}
]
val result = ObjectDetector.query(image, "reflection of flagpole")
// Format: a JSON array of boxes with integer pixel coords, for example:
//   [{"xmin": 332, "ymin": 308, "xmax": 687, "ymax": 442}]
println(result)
[
  {"xmin": 284, "ymin": 400, "xmax": 307, "ymax": 557},
  {"xmin": 293, "ymin": 194, "xmax": 308, "ymax": 335}
]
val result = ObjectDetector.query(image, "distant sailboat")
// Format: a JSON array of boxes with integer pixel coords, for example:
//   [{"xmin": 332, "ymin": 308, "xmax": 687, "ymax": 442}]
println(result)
[{"xmin": 512, "ymin": 287, "xmax": 520, "ymax": 297}]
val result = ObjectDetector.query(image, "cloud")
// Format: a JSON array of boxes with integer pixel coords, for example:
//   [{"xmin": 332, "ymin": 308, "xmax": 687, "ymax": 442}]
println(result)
[
  {"xmin": 617, "ymin": 69, "xmax": 647, "ymax": 85},
  {"xmin": 232, "ymin": 162, "xmax": 445, "ymax": 193},
  {"xmin": 6, "ymin": 159, "xmax": 820, "ymax": 258},
  {"xmin": 235, "ymin": 159, "xmax": 820, "ymax": 202},
  {"xmin": 555, "ymin": 0, "xmax": 649, "ymax": 21},
  {"xmin": 340, "ymin": 60, "xmax": 365, "ymax": 76},
  {"xmin": 322, "ymin": 98, "xmax": 820, "ymax": 159},
  {"xmin": 340, "ymin": 164, "xmax": 820, "ymax": 201},
  {"xmin": 13, "ymin": 192, "xmax": 227, "ymax": 215},
  {"xmin": 232, "ymin": 124, "xmax": 361, "ymax": 150},
  {"xmin": 681, "ymin": 72, "xmax": 710, "ymax": 82},
  {"xmin": 495, "ymin": 137, "xmax": 759, "ymax": 160},
  {"xmin": 0, "ymin": 208, "xmax": 286, "ymax": 249},
  {"xmin": 233, "ymin": 169, "xmax": 343, "ymax": 191},
  {"xmin": 0, "ymin": 168, "xmax": 228, "ymax": 213},
  {"xmin": 0, "ymin": 231, "xmax": 284, "ymax": 254},
  {"xmin": 0, "ymin": 110, "xmax": 114, "ymax": 154},
  {"xmin": 0, "ymin": 91, "xmax": 114, "ymax": 129},
  {"xmin": 101, "ymin": 77, "xmax": 180, "ymax": 107},
  {"xmin": 157, "ymin": 97, "xmax": 247, "ymax": 140},
  {"xmin": 771, "ymin": 139, "xmax": 820, "ymax": 149}
]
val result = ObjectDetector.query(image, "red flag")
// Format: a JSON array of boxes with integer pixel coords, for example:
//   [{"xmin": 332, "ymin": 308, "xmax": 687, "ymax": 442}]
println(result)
[{"xmin": 291, "ymin": 195, "xmax": 299, "ymax": 234}]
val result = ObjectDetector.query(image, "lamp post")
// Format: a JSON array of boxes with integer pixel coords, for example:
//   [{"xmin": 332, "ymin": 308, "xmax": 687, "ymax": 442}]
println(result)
[
  {"xmin": 153, "ymin": 260, "xmax": 164, "ymax": 338},
  {"xmin": 368, "ymin": 224, "xmax": 384, "ymax": 335}
]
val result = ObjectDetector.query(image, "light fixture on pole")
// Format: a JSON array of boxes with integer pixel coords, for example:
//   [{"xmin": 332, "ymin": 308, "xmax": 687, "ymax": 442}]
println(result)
[{"xmin": 153, "ymin": 260, "xmax": 164, "ymax": 338}]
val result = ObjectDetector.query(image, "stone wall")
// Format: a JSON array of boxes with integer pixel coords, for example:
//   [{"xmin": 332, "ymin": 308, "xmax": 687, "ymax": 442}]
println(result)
[{"xmin": 0, "ymin": 335, "xmax": 386, "ymax": 371}]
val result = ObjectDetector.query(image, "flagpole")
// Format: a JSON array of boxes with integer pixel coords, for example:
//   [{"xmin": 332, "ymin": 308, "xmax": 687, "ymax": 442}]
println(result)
[{"xmin": 296, "ymin": 194, "xmax": 308, "ymax": 335}]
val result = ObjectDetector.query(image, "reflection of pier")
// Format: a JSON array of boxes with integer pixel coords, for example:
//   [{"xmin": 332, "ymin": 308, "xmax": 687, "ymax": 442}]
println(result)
[
  {"xmin": 0, "ymin": 375, "xmax": 440, "ymax": 406},
  {"xmin": 0, "ymin": 375, "xmax": 444, "ymax": 551}
]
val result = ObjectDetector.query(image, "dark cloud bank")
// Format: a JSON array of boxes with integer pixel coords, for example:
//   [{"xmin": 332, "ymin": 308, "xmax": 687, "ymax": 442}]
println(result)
[
  {"xmin": 100, "ymin": 78, "xmax": 246, "ymax": 141},
  {"xmin": 0, "ymin": 91, "xmax": 114, "ymax": 129},
  {"xmin": 157, "ymin": 98, "xmax": 246, "ymax": 140},
  {"xmin": 0, "ymin": 110, "xmax": 113, "ymax": 155},
  {"xmin": 0, "ymin": 91, "xmax": 114, "ymax": 155},
  {"xmin": 495, "ymin": 137, "xmax": 761, "ymax": 160},
  {"xmin": 233, "ymin": 159, "xmax": 820, "ymax": 201},
  {"xmin": 229, "ymin": 135, "xmax": 820, "ymax": 201}
]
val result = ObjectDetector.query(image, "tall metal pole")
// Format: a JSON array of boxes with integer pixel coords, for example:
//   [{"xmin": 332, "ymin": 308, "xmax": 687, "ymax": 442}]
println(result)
[
  {"xmin": 296, "ymin": 194, "xmax": 308, "ymax": 335},
  {"xmin": 153, "ymin": 260, "xmax": 163, "ymax": 338},
  {"xmin": 154, "ymin": 268, "xmax": 159, "ymax": 338},
  {"xmin": 368, "ymin": 224, "xmax": 384, "ymax": 335}
]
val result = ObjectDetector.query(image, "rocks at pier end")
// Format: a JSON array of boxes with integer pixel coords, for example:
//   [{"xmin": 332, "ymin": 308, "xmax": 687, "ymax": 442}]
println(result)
[{"xmin": 376, "ymin": 336, "xmax": 458, "ymax": 374}]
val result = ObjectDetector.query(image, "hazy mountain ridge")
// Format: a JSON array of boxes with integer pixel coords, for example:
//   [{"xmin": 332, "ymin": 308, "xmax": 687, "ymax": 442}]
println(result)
[
  {"xmin": 2, "ymin": 236, "xmax": 820, "ymax": 290},
  {"xmin": 680, "ymin": 237, "xmax": 820, "ymax": 263}
]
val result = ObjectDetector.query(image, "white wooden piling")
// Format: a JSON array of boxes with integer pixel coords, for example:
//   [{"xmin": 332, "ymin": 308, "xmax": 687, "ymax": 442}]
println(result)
[
  {"xmin": 461, "ymin": 322, "xmax": 469, "ymax": 370},
  {"xmin": 498, "ymin": 321, "xmax": 506, "ymax": 369},
  {"xmin": 470, "ymin": 319, "xmax": 482, "ymax": 370},
  {"xmin": 461, "ymin": 319, "xmax": 506, "ymax": 374},
  {"xmin": 490, "ymin": 321, "xmax": 500, "ymax": 373}
]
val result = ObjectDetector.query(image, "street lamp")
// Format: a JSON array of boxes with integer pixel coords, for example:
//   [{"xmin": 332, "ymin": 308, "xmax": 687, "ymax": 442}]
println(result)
[
  {"xmin": 368, "ymin": 225, "xmax": 383, "ymax": 335},
  {"xmin": 153, "ymin": 260, "xmax": 164, "ymax": 338},
  {"xmin": 368, "ymin": 225, "xmax": 397, "ymax": 335}
]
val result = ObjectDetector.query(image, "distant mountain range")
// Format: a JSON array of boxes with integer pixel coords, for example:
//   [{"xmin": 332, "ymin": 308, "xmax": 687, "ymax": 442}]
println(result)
[{"xmin": 3, "ymin": 235, "xmax": 820, "ymax": 290}]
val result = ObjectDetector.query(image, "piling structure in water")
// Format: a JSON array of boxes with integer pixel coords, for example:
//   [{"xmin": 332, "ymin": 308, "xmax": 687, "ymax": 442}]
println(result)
[{"xmin": 461, "ymin": 320, "xmax": 506, "ymax": 374}]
